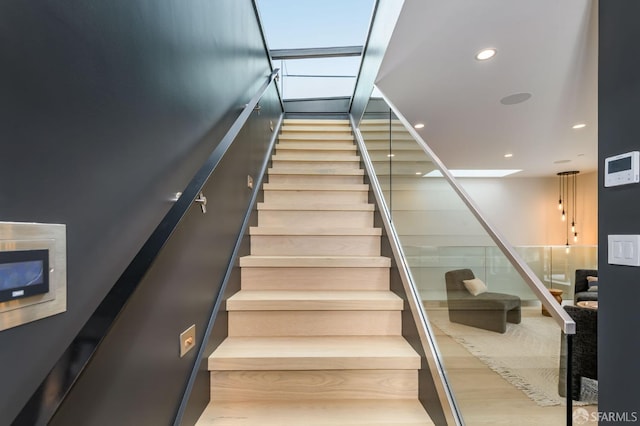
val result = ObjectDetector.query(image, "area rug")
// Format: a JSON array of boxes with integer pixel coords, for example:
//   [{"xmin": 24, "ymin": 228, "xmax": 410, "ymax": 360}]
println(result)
[{"xmin": 428, "ymin": 309, "xmax": 597, "ymax": 406}]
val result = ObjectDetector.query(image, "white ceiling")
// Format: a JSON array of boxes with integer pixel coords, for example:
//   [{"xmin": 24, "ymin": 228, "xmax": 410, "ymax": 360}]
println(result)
[{"xmin": 375, "ymin": 0, "xmax": 598, "ymax": 178}]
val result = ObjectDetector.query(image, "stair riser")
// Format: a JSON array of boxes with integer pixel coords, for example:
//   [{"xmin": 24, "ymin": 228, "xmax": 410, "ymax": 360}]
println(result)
[
  {"xmin": 210, "ymin": 370, "xmax": 417, "ymax": 401},
  {"xmin": 281, "ymin": 131, "xmax": 352, "ymax": 139},
  {"xmin": 227, "ymin": 299, "xmax": 401, "ymax": 311},
  {"xmin": 276, "ymin": 142, "xmax": 356, "ymax": 150},
  {"xmin": 241, "ymin": 267, "xmax": 389, "ymax": 291},
  {"xmin": 258, "ymin": 210, "xmax": 373, "ymax": 228},
  {"xmin": 274, "ymin": 151, "xmax": 357, "ymax": 160},
  {"xmin": 263, "ymin": 190, "xmax": 368, "ymax": 204},
  {"xmin": 228, "ymin": 311, "xmax": 401, "ymax": 337},
  {"xmin": 276, "ymin": 140, "xmax": 356, "ymax": 150},
  {"xmin": 250, "ymin": 235, "xmax": 380, "ymax": 256},
  {"xmin": 271, "ymin": 160, "xmax": 361, "ymax": 170},
  {"xmin": 278, "ymin": 135, "xmax": 354, "ymax": 142},
  {"xmin": 268, "ymin": 174, "xmax": 363, "ymax": 184}
]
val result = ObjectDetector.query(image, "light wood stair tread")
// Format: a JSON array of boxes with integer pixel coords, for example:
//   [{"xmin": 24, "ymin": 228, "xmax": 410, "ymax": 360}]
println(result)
[
  {"xmin": 276, "ymin": 143, "xmax": 356, "ymax": 150},
  {"xmin": 209, "ymin": 336, "xmax": 420, "ymax": 370},
  {"xmin": 240, "ymin": 255, "xmax": 391, "ymax": 268},
  {"xmin": 226, "ymin": 290, "xmax": 403, "ymax": 311},
  {"xmin": 281, "ymin": 125, "xmax": 352, "ymax": 132},
  {"xmin": 268, "ymin": 168, "xmax": 364, "ymax": 175},
  {"xmin": 278, "ymin": 134, "xmax": 355, "ymax": 141},
  {"xmin": 257, "ymin": 202, "xmax": 374, "ymax": 211},
  {"xmin": 263, "ymin": 183, "xmax": 368, "ymax": 191},
  {"xmin": 271, "ymin": 154, "xmax": 359, "ymax": 161},
  {"xmin": 195, "ymin": 399, "xmax": 434, "ymax": 425},
  {"xmin": 283, "ymin": 118, "xmax": 349, "ymax": 126},
  {"xmin": 249, "ymin": 227, "xmax": 381, "ymax": 236}
]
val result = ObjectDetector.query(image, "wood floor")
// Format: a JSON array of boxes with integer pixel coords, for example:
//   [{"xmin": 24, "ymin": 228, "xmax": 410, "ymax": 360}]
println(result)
[{"xmin": 428, "ymin": 307, "xmax": 598, "ymax": 425}]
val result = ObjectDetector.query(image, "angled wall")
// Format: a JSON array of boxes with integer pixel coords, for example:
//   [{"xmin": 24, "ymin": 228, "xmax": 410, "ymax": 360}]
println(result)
[{"xmin": 0, "ymin": 0, "xmax": 276, "ymax": 423}]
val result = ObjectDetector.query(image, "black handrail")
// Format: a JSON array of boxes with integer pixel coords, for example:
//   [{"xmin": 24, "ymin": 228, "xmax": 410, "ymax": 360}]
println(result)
[{"xmin": 14, "ymin": 69, "xmax": 281, "ymax": 426}]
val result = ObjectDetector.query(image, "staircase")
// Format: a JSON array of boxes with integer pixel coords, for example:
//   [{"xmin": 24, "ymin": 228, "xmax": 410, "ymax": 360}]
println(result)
[{"xmin": 195, "ymin": 119, "xmax": 434, "ymax": 425}]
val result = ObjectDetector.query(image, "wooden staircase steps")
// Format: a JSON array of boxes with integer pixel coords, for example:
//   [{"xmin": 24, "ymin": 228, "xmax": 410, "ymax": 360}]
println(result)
[
  {"xmin": 267, "ymin": 168, "xmax": 364, "ymax": 185},
  {"xmin": 226, "ymin": 290, "xmax": 403, "ymax": 311},
  {"xmin": 263, "ymin": 183, "xmax": 369, "ymax": 204},
  {"xmin": 196, "ymin": 399, "xmax": 434, "ymax": 425},
  {"xmin": 275, "ymin": 141, "xmax": 357, "ymax": 150},
  {"xmin": 209, "ymin": 336, "xmax": 419, "ymax": 371},
  {"xmin": 257, "ymin": 202, "xmax": 374, "ymax": 228},
  {"xmin": 249, "ymin": 227, "xmax": 382, "ymax": 257},
  {"xmin": 196, "ymin": 119, "xmax": 433, "ymax": 425}
]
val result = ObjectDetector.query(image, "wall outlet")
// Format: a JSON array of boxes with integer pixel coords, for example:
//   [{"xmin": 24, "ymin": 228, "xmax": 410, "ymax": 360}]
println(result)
[{"xmin": 247, "ymin": 175, "xmax": 254, "ymax": 189}]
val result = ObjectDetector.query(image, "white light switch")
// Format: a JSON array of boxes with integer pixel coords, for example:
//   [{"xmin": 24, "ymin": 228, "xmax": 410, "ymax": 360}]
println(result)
[{"xmin": 608, "ymin": 235, "xmax": 640, "ymax": 266}]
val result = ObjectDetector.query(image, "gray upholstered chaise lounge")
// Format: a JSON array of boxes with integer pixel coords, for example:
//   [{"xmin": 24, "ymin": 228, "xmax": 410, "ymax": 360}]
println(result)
[{"xmin": 445, "ymin": 269, "xmax": 521, "ymax": 333}]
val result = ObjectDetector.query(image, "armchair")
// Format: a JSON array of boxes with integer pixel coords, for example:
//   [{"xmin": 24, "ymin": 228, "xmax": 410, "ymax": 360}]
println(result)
[
  {"xmin": 558, "ymin": 305, "xmax": 597, "ymax": 400},
  {"xmin": 445, "ymin": 269, "xmax": 521, "ymax": 333}
]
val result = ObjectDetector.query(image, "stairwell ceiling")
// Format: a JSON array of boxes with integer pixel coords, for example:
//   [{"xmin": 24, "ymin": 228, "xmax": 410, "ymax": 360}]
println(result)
[{"xmin": 376, "ymin": 0, "xmax": 598, "ymax": 178}]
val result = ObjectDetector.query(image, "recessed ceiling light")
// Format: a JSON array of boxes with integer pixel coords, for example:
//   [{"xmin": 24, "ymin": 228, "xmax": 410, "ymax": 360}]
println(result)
[
  {"xmin": 415, "ymin": 172, "xmax": 422, "ymax": 175},
  {"xmin": 572, "ymin": 123, "xmax": 586, "ymax": 129},
  {"xmin": 475, "ymin": 48, "xmax": 497, "ymax": 61},
  {"xmin": 387, "ymin": 154, "xmax": 395, "ymax": 158},
  {"xmin": 504, "ymin": 153, "xmax": 513, "ymax": 158},
  {"xmin": 414, "ymin": 123, "xmax": 425, "ymax": 129},
  {"xmin": 423, "ymin": 169, "xmax": 521, "ymax": 178}
]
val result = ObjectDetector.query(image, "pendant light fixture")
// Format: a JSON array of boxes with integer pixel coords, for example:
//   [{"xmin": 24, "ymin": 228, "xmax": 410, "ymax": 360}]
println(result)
[{"xmin": 557, "ymin": 171, "xmax": 579, "ymax": 246}]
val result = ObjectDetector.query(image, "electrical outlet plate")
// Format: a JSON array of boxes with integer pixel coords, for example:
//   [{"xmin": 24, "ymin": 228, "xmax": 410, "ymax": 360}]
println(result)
[
  {"xmin": 247, "ymin": 175, "xmax": 254, "ymax": 189},
  {"xmin": 179, "ymin": 324, "xmax": 196, "ymax": 358}
]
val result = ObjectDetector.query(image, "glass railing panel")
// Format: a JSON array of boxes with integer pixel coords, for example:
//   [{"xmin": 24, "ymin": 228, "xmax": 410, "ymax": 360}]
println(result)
[
  {"xmin": 514, "ymin": 245, "xmax": 598, "ymax": 301},
  {"xmin": 357, "ymin": 96, "xmax": 593, "ymax": 425}
]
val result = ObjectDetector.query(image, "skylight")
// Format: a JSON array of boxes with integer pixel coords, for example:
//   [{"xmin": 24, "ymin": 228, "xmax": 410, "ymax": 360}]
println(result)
[
  {"xmin": 423, "ymin": 169, "xmax": 522, "ymax": 178},
  {"xmin": 255, "ymin": 0, "xmax": 375, "ymax": 100}
]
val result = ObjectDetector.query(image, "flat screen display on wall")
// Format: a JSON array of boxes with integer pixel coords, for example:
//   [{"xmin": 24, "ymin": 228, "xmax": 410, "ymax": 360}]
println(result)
[{"xmin": 0, "ymin": 249, "xmax": 49, "ymax": 302}]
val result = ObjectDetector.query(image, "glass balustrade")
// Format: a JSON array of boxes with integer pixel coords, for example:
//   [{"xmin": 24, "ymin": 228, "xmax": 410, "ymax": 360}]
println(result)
[{"xmin": 355, "ymin": 95, "xmax": 598, "ymax": 425}]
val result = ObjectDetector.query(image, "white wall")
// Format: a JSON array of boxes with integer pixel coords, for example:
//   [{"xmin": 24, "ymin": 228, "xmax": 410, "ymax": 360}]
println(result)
[
  {"xmin": 382, "ymin": 172, "xmax": 598, "ymax": 300},
  {"xmin": 460, "ymin": 171, "xmax": 598, "ymax": 246}
]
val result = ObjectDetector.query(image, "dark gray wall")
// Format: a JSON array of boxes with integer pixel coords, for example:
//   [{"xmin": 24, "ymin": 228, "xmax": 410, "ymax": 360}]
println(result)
[
  {"xmin": 0, "ymin": 0, "xmax": 277, "ymax": 423},
  {"xmin": 598, "ymin": 1, "xmax": 640, "ymax": 421},
  {"xmin": 50, "ymin": 88, "xmax": 280, "ymax": 425}
]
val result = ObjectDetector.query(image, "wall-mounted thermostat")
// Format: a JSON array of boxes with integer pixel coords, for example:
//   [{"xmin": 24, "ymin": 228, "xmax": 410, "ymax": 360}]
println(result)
[{"xmin": 604, "ymin": 151, "xmax": 639, "ymax": 187}]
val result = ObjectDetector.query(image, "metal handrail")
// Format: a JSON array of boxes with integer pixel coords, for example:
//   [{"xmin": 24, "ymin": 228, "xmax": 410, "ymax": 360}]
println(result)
[
  {"xmin": 351, "ymin": 117, "xmax": 463, "ymax": 426},
  {"xmin": 375, "ymin": 89, "xmax": 576, "ymax": 335}
]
